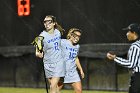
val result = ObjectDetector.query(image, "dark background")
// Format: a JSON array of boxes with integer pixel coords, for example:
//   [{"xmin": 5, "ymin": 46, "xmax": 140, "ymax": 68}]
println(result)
[
  {"xmin": 0, "ymin": 0, "xmax": 140, "ymax": 91},
  {"xmin": 1, "ymin": 0, "xmax": 140, "ymax": 46}
]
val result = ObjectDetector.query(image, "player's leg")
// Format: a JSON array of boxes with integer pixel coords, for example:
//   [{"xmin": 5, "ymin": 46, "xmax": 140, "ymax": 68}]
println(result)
[
  {"xmin": 47, "ymin": 78, "xmax": 51, "ymax": 84},
  {"xmin": 50, "ymin": 77, "xmax": 60, "ymax": 93},
  {"xmin": 71, "ymin": 81, "xmax": 82, "ymax": 93},
  {"xmin": 57, "ymin": 78, "xmax": 64, "ymax": 93}
]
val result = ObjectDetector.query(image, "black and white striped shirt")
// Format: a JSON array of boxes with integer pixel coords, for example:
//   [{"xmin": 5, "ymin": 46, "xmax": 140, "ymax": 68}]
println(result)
[{"xmin": 114, "ymin": 40, "xmax": 140, "ymax": 73}]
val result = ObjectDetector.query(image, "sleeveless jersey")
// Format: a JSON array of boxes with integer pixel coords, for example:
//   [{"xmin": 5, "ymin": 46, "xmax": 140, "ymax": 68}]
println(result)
[
  {"xmin": 61, "ymin": 39, "xmax": 80, "ymax": 83},
  {"xmin": 39, "ymin": 29, "xmax": 65, "ymax": 78}
]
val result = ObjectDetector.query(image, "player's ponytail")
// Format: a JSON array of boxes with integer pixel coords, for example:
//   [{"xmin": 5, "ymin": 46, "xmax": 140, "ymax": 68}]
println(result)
[{"xmin": 55, "ymin": 22, "xmax": 65, "ymax": 35}]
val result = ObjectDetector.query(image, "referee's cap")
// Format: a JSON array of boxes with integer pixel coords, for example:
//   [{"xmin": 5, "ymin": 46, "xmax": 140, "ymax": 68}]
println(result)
[{"xmin": 122, "ymin": 23, "xmax": 140, "ymax": 35}]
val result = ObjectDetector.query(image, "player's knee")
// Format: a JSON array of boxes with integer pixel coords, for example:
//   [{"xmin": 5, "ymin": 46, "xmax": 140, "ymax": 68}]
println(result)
[
  {"xmin": 50, "ymin": 83, "xmax": 57, "ymax": 90},
  {"xmin": 75, "ymin": 88, "xmax": 82, "ymax": 93}
]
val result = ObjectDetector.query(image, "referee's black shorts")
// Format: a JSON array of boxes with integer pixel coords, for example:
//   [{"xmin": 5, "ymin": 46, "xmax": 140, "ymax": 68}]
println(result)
[{"xmin": 129, "ymin": 72, "xmax": 140, "ymax": 93}]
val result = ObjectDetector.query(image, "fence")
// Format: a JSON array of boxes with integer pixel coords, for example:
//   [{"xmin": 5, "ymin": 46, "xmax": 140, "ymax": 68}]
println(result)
[{"xmin": 0, "ymin": 44, "xmax": 130, "ymax": 91}]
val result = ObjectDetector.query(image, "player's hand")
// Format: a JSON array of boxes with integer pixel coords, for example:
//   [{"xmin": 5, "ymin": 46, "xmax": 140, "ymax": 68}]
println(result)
[
  {"xmin": 80, "ymin": 70, "xmax": 85, "ymax": 79},
  {"xmin": 106, "ymin": 52, "xmax": 116, "ymax": 60},
  {"xmin": 36, "ymin": 51, "xmax": 44, "ymax": 58}
]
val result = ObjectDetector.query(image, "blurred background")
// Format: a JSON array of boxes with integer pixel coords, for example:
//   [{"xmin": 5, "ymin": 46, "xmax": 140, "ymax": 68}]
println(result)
[{"xmin": 0, "ymin": 0, "xmax": 140, "ymax": 92}]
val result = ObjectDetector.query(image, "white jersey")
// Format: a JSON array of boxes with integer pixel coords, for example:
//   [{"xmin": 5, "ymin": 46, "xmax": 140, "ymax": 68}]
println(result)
[
  {"xmin": 40, "ymin": 29, "xmax": 62, "ymax": 63},
  {"xmin": 39, "ymin": 29, "xmax": 65, "ymax": 78},
  {"xmin": 61, "ymin": 39, "xmax": 80, "ymax": 83}
]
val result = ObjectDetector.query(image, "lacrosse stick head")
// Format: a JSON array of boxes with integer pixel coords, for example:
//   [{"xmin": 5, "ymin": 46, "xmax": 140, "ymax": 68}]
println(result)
[{"xmin": 31, "ymin": 36, "xmax": 44, "ymax": 52}]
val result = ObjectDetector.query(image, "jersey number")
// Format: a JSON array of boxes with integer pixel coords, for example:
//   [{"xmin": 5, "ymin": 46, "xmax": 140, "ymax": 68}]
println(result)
[
  {"xmin": 54, "ymin": 42, "xmax": 59, "ymax": 50},
  {"xmin": 69, "ymin": 52, "xmax": 76, "ymax": 59}
]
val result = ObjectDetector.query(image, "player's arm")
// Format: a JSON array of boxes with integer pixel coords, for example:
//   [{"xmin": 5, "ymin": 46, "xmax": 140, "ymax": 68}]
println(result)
[{"xmin": 76, "ymin": 57, "xmax": 84, "ymax": 79}]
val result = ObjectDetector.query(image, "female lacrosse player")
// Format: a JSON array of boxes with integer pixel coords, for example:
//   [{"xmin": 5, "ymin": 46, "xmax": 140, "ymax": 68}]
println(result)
[
  {"xmin": 60, "ymin": 28, "xmax": 84, "ymax": 93},
  {"xmin": 36, "ymin": 15, "xmax": 65, "ymax": 93}
]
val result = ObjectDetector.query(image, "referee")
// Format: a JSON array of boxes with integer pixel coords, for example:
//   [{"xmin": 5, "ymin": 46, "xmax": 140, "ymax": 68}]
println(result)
[{"xmin": 107, "ymin": 23, "xmax": 140, "ymax": 93}]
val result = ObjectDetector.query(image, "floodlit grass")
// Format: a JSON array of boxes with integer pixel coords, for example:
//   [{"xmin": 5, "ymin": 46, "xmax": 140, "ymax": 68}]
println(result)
[{"xmin": 0, "ymin": 87, "xmax": 127, "ymax": 93}]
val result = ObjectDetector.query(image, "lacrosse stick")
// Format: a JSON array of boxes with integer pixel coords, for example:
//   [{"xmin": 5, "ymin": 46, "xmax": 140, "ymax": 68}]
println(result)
[{"xmin": 31, "ymin": 36, "xmax": 49, "ymax": 93}]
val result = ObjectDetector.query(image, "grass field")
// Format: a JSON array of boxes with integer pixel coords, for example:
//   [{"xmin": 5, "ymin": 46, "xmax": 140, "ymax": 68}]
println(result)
[{"xmin": 0, "ymin": 87, "xmax": 127, "ymax": 93}]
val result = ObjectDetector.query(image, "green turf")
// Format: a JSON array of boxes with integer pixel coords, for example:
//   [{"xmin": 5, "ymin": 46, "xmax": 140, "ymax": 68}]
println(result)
[{"xmin": 0, "ymin": 87, "xmax": 127, "ymax": 93}]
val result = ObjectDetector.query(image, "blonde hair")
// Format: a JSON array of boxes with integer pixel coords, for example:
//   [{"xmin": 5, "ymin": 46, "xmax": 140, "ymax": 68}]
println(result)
[{"xmin": 67, "ymin": 28, "xmax": 81, "ymax": 39}]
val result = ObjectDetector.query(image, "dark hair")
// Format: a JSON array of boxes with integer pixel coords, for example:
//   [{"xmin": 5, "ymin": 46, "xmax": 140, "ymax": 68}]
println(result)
[{"xmin": 44, "ymin": 15, "xmax": 65, "ymax": 35}]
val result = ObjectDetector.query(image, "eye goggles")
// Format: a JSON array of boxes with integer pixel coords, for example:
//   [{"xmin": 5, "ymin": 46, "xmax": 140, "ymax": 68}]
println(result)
[
  {"xmin": 43, "ymin": 20, "xmax": 53, "ymax": 24},
  {"xmin": 71, "ymin": 32, "xmax": 81, "ymax": 38}
]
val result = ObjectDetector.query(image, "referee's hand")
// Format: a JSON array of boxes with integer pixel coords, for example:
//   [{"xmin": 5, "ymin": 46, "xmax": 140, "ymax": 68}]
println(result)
[{"xmin": 106, "ymin": 52, "xmax": 116, "ymax": 60}]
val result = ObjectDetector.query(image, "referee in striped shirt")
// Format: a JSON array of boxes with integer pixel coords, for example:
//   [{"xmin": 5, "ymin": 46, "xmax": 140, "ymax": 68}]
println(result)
[{"xmin": 107, "ymin": 23, "xmax": 140, "ymax": 93}]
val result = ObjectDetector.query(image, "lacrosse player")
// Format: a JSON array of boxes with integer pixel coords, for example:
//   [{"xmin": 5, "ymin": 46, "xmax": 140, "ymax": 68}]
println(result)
[
  {"xmin": 59, "ymin": 28, "xmax": 84, "ymax": 93},
  {"xmin": 35, "ymin": 15, "xmax": 65, "ymax": 93}
]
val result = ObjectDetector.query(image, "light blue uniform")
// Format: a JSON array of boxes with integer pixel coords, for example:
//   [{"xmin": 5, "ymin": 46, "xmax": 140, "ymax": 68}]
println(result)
[
  {"xmin": 40, "ymin": 29, "xmax": 65, "ymax": 78},
  {"xmin": 61, "ymin": 39, "xmax": 80, "ymax": 83}
]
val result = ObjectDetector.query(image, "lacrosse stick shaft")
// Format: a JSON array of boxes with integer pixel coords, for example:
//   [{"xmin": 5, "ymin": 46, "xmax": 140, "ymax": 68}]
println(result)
[{"xmin": 42, "ymin": 64, "xmax": 49, "ymax": 93}]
